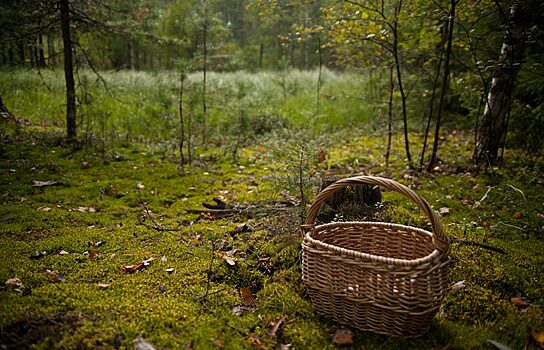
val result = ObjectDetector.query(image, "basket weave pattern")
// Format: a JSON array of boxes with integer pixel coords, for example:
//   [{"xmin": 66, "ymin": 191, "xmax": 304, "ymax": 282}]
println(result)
[{"xmin": 301, "ymin": 176, "xmax": 451, "ymax": 338}]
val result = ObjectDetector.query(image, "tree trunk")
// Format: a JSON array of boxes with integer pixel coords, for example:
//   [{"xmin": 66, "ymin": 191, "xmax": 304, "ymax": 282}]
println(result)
[
  {"xmin": 392, "ymin": 0, "xmax": 412, "ymax": 165},
  {"xmin": 385, "ymin": 65, "xmax": 394, "ymax": 168},
  {"xmin": 428, "ymin": 0, "xmax": 456, "ymax": 171},
  {"xmin": 473, "ymin": 0, "xmax": 527, "ymax": 166},
  {"xmin": 38, "ymin": 32, "xmax": 46, "ymax": 68},
  {"xmin": 47, "ymin": 34, "xmax": 56, "ymax": 66},
  {"xmin": 60, "ymin": 0, "xmax": 77, "ymax": 141}
]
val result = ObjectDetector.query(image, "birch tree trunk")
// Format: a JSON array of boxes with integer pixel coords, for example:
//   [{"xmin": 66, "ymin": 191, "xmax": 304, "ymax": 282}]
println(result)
[{"xmin": 473, "ymin": 0, "xmax": 527, "ymax": 166}]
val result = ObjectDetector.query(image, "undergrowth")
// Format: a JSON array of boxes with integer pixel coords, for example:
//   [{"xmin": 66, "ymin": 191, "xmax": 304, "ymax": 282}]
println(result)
[{"xmin": 0, "ymin": 69, "xmax": 543, "ymax": 349}]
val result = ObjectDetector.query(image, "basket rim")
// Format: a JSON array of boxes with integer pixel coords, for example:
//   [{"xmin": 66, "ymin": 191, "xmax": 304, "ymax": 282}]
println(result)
[{"xmin": 303, "ymin": 221, "xmax": 447, "ymax": 267}]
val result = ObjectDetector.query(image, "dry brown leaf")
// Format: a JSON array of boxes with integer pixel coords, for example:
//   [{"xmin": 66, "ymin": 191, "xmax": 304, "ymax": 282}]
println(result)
[
  {"xmin": 32, "ymin": 180, "xmax": 60, "ymax": 187},
  {"xmin": 46, "ymin": 269, "xmax": 66, "ymax": 282},
  {"xmin": 59, "ymin": 250, "xmax": 70, "ymax": 255},
  {"xmin": 30, "ymin": 251, "xmax": 47, "ymax": 259},
  {"xmin": 211, "ymin": 339, "xmax": 224, "ymax": 348},
  {"xmin": 532, "ymin": 329, "xmax": 544, "ymax": 349},
  {"xmin": 332, "ymin": 329, "xmax": 353, "ymax": 346},
  {"xmin": 246, "ymin": 335, "xmax": 266, "ymax": 349},
  {"xmin": 318, "ymin": 150, "xmax": 326, "ymax": 163},
  {"xmin": 5, "ymin": 278, "xmax": 23, "ymax": 288},
  {"xmin": 511, "ymin": 296, "xmax": 530, "ymax": 308},
  {"xmin": 513, "ymin": 211, "xmax": 522, "ymax": 219},
  {"xmin": 217, "ymin": 252, "xmax": 236, "ymax": 266},
  {"xmin": 73, "ymin": 206, "xmax": 97, "ymax": 213},
  {"xmin": 37, "ymin": 206, "xmax": 51, "ymax": 212},
  {"xmin": 240, "ymin": 288, "xmax": 256, "ymax": 306},
  {"xmin": 235, "ymin": 223, "xmax": 250, "ymax": 233},
  {"xmin": 89, "ymin": 251, "xmax": 97, "ymax": 261},
  {"xmin": 121, "ymin": 258, "xmax": 155, "ymax": 274},
  {"xmin": 267, "ymin": 317, "xmax": 285, "ymax": 337},
  {"xmin": 439, "ymin": 207, "xmax": 451, "ymax": 216},
  {"xmin": 231, "ymin": 305, "xmax": 255, "ymax": 316}
]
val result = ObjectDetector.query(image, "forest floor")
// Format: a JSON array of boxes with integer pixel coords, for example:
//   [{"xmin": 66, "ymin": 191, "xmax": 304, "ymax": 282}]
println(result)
[{"xmin": 1, "ymin": 127, "xmax": 543, "ymax": 350}]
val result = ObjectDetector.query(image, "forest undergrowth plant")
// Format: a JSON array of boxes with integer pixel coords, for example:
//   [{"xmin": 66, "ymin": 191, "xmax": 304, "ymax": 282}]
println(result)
[{"xmin": 271, "ymin": 134, "xmax": 321, "ymax": 222}]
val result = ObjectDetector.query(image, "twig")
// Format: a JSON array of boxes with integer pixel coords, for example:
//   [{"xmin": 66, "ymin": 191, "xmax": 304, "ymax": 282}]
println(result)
[
  {"xmin": 506, "ymin": 184, "xmax": 526, "ymax": 201},
  {"xmin": 136, "ymin": 190, "xmax": 182, "ymax": 232},
  {"xmin": 452, "ymin": 238, "xmax": 507, "ymax": 254},
  {"xmin": 179, "ymin": 279, "xmax": 247, "ymax": 336},
  {"xmin": 498, "ymin": 222, "xmax": 524, "ymax": 231},
  {"xmin": 479, "ymin": 187, "xmax": 493, "ymax": 203}
]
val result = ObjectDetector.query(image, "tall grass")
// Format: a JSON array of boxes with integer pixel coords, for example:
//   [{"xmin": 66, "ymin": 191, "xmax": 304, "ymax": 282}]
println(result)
[{"xmin": 0, "ymin": 67, "xmax": 418, "ymax": 153}]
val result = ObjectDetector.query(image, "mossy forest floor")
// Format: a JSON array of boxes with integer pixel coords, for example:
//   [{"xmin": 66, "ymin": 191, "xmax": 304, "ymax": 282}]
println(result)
[{"xmin": 1, "ymin": 127, "xmax": 543, "ymax": 350}]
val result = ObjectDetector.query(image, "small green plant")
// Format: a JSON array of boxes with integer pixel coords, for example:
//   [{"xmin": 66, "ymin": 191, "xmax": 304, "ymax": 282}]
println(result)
[{"xmin": 271, "ymin": 134, "xmax": 320, "ymax": 222}]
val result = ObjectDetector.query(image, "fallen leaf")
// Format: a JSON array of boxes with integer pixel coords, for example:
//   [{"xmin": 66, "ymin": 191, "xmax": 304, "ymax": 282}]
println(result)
[
  {"xmin": 88, "ymin": 241, "xmax": 105, "ymax": 247},
  {"xmin": 46, "ymin": 269, "xmax": 66, "ymax": 282},
  {"xmin": 211, "ymin": 339, "xmax": 224, "ymax": 348},
  {"xmin": 134, "ymin": 335, "xmax": 159, "ymax": 350},
  {"xmin": 97, "ymin": 283, "xmax": 110, "ymax": 289},
  {"xmin": 513, "ymin": 211, "xmax": 522, "ymax": 219},
  {"xmin": 235, "ymin": 223, "xmax": 250, "ymax": 233},
  {"xmin": 332, "ymin": 329, "xmax": 353, "ymax": 346},
  {"xmin": 267, "ymin": 317, "xmax": 285, "ymax": 337},
  {"xmin": 318, "ymin": 150, "xmax": 326, "ymax": 163},
  {"xmin": 121, "ymin": 257, "xmax": 155, "ymax": 274},
  {"xmin": 217, "ymin": 252, "xmax": 236, "ymax": 266},
  {"xmin": 82, "ymin": 161, "xmax": 90, "ymax": 169},
  {"xmin": 532, "ymin": 329, "xmax": 544, "ymax": 349},
  {"xmin": 511, "ymin": 296, "xmax": 530, "ymax": 308},
  {"xmin": 37, "ymin": 206, "xmax": 51, "ymax": 212},
  {"xmin": 72, "ymin": 206, "xmax": 96, "ymax": 213},
  {"xmin": 30, "ymin": 251, "xmax": 47, "ymax": 259},
  {"xmin": 452, "ymin": 280, "xmax": 466, "ymax": 291},
  {"xmin": 137, "ymin": 182, "xmax": 145, "ymax": 190},
  {"xmin": 246, "ymin": 335, "xmax": 265, "ymax": 349},
  {"xmin": 279, "ymin": 344, "xmax": 291, "ymax": 350},
  {"xmin": 32, "ymin": 180, "xmax": 60, "ymax": 187},
  {"xmin": 231, "ymin": 305, "xmax": 255, "ymax": 316},
  {"xmin": 166, "ymin": 268, "xmax": 174, "ymax": 274},
  {"xmin": 5, "ymin": 278, "xmax": 23, "ymax": 289},
  {"xmin": 161, "ymin": 256, "xmax": 167, "ymax": 262},
  {"xmin": 89, "ymin": 251, "xmax": 97, "ymax": 261},
  {"xmin": 58, "ymin": 250, "xmax": 70, "ymax": 255},
  {"xmin": 487, "ymin": 340, "xmax": 513, "ymax": 350},
  {"xmin": 240, "ymin": 288, "xmax": 256, "ymax": 306},
  {"xmin": 439, "ymin": 207, "xmax": 451, "ymax": 216},
  {"xmin": 200, "ymin": 212, "xmax": 214, "ymax": 220}
]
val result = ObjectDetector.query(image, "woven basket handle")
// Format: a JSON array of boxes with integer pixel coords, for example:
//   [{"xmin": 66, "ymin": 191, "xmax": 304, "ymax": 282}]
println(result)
[{"xmin": 302, "ymin": 175, "xmax": 449, "ymax": 252}]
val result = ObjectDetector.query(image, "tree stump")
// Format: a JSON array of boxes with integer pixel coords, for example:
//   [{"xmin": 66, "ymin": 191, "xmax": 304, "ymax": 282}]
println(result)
[{"xmin": 317, "ymin": 176, "xmax": 382, "ymax": 222}]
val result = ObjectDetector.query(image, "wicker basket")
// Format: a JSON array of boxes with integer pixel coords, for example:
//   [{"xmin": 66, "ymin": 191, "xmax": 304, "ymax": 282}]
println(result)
[{"xmin": 301, "ymin": 176, "xmax": 451, "ymax": 338}]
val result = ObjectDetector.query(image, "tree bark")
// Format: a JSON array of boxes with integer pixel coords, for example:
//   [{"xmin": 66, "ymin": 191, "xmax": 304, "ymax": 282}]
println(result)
[
  {"xmin": 473, "ymin": 0, "xmax": 527, "ymax": 166},
  {"xmin": 60, "ymin": 0, "xmax": 77, "ymax": 141},
  {"xmin": 385, "ymin": 65, "xmax": 394, "ymax": 168},
  {"xmin": 428, "ymin": 0, "xmax": 456, "ymax": 171},
  {"xmin": 392, "ymin": 0, "xmax": 412, "ymax": 165}
]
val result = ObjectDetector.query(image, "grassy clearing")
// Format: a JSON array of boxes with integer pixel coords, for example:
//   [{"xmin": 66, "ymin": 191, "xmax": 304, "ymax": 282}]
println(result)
[{"xmin": 1, "ymin": 69, "xmax": 543, "ymax": 349}]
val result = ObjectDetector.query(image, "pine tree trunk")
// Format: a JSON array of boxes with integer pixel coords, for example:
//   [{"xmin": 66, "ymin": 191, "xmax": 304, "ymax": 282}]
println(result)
[
  {"xmin": 60, "ymin": 0, "xmax": 77, "ymax": 141},
  {"xmin": 473, "ymin": 0, "xmax": 527, "ymax": 166}
]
